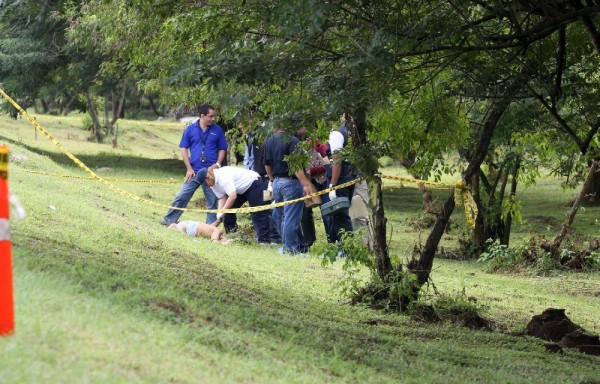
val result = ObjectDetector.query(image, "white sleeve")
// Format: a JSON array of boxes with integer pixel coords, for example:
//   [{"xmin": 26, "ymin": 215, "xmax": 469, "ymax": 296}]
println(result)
[
  {"xmin": 328, "ymin": 131, "xmax": 345, "ymax": 153},
  {"xmin": 211, "ymin": 185, "xmax": 225, "ymax": 199}
]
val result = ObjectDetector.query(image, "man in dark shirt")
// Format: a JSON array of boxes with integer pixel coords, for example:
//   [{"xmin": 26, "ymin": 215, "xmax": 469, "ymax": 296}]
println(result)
[{"xmin": 263, "ymin": 128, "xmax": 311, "ymax": 254}]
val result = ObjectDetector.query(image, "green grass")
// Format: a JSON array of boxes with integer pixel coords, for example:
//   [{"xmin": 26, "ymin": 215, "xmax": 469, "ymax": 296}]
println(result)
[{"xmin": 0, "ymin": 112, "xmax": 599, "ymax": 383}]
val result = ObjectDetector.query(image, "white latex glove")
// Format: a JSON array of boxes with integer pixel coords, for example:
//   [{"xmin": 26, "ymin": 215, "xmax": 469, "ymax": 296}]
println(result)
[
  {"xmin": 329, "ymin": 189, "xmax": 337, "ymax": 201},
  {"xmin": 267, "ymin": 181, "xmax": 273, "ymax": 193},
  {"xmin": 216, "ymin": 212, "xmax": 224, "ymax": 221}
]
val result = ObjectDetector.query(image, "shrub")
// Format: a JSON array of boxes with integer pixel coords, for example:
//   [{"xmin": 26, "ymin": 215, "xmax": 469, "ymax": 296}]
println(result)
[{"xmin": 478, "ymin": 236, "xmax": 600, "ymax": 273}]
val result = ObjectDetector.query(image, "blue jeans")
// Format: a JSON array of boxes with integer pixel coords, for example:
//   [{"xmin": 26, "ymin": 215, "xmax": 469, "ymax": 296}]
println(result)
[
  {"xmin": 273, "ymin": 178, "xmax": 306, "ymax": 253},
  {"xmin": 163, "ymin": 172, "xmax": 234, "ymax": 226}
]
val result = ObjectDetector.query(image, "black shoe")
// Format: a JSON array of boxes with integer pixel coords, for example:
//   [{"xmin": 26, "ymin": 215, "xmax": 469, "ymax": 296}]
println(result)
[{"xmin": 225, "ymin": 224, "xmax": 239, "ymax": 234}]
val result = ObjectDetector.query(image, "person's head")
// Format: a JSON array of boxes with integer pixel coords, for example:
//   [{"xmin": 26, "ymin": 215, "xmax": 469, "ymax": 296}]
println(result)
[
  {"xmin": 205, "ymin": 166, "xmax": 216, "ymax": 187},
  {"xmin": 194, "ymin": 168, "xmax": 208, "ymax": 185},
  {"xmin": 295, "ymin": 127, "xmax": 307, "ymax": 140},
  {"xmin": 197, "ymin": 104, "xmax": 216, "ymax": 128}
]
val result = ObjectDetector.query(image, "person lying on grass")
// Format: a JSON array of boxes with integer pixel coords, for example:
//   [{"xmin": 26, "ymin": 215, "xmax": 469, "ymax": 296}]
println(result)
[{"xmin": 168, "ymin": 220, "xmax": 232, "ymax": 245}]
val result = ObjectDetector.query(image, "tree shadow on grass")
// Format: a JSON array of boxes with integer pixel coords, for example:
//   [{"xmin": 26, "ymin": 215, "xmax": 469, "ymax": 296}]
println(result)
[{"xmin": 1, "ymin": 134, "xmax": 183, "ymax": 176}]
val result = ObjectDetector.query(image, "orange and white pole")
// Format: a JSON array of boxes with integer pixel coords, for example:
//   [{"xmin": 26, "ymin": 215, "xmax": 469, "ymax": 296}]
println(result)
[{"xmin": 0, "ymin": 145, "xmax": 14, "ymax": 336}]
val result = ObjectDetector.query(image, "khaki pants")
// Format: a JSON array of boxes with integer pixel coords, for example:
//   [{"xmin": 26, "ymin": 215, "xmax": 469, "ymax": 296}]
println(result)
[{"xmin": 349, "ymin": 180, "xmax": 370, "ymax": 246}]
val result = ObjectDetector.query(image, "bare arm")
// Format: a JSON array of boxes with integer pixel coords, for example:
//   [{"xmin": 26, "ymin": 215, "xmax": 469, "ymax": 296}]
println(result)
[
  {"xmin": 181, "ymin": 148, "xmax": 195, "ymax": 182},
  {"xmin": 265, "ymin": 164, "xmax": 273, "ymax": 181},
  {"xmin": 221, "ymin": 192, "xmax": 238, "ymax": 210},
  {"xmin": 294, "ymin": 169, "xmax": 311, "ymax": 195},
  {"xmin": 330, "ymin": 152, "xmax": 342, "ymax": 186},
  {"xmin": 216, "ymin": 149, "xmax": 226, "ymax": 167}
]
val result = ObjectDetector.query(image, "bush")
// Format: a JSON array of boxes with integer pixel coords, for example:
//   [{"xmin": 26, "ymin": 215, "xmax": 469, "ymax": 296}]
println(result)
[
  {"xmin": 81, "ymin": 114, "xmax": 93, "ymax": 131},
  {"xmin": 478, "ymin": 236, "xmax": 600, "ymax": 273}
]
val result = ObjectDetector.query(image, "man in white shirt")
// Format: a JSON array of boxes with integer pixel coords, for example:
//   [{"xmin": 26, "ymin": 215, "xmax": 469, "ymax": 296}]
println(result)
[
  {"xmin": 325, "ymin": 121, "xmax": 355, "ymax": 243},
  {"xmin": 205, "ymin": 166, "xmax": 276, "ymax": 244}
]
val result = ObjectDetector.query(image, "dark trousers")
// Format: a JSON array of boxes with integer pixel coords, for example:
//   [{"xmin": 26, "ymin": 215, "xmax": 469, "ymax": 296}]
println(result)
[
  {"xmin": 326, "ymin": 184, "xmax": 354, "ymax": 243},
  {"xmin": 229, "ymin": 179, "xmax": 272, "ymax": 243},
  {"xmin": 301, "ymin": 205, "xmax": 316, "ymax": 247},
  {"xmin": 253, "ymin": 176, "xmax": 280, "ymax": 243}
]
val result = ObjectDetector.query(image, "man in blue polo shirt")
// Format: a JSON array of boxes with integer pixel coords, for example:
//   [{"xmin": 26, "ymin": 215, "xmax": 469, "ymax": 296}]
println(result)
[{"xmin": 160, "ymin": 104, "xmax": 235, "ymax": 228}]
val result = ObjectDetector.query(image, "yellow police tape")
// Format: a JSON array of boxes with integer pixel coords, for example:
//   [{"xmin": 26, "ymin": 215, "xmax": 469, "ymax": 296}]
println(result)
[
  {"xmin": 19, "ymin": 169, "xmax": 179, "ymax": 184},
  {"xmin": 1, "ymin": 89, "xmax": 476, "ymax": 227}
]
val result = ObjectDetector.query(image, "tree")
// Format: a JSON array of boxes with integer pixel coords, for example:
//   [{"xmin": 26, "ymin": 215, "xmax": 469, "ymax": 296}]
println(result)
[
  {"xmin": 78, "ymin": 0, "xmax": 600, "ymax": 306},
  {"xmin": 0, "ymin": 0, "xmax": 138, "ymax": 143}
]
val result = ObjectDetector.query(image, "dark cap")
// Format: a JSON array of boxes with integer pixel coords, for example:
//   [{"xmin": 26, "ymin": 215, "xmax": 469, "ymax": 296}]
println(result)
[{"xmin": 196, "ymin": 168, "xmax": 208, "ymax": 184}]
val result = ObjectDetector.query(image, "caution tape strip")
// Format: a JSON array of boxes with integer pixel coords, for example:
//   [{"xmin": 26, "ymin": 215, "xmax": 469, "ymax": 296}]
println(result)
[
  {"xmin": 378, "ymin": 174, "xmax": 476, "ymax": 228},
  {"xmin": 1, "ymin": 89, "xmax": 476, "ymax": 226},
  {"xmin": 18, "ymin": 169, "xmax": 179, "ymax": 184}
]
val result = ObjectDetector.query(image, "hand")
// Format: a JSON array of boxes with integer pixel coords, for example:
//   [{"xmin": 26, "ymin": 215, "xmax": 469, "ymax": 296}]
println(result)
[
  {"xmin": 185, "ymin": 169, "xmax": 195, "ymax": 182},
  {"xmin": 329, "ymin": 189, "xmax": 337, "ymax": 201},
  {"xmin": 267, "ymin": 181, "xmax": 273, "ymax": 193},
  {"xmin": 216, "ymin": 212, "xmax": 224, "ymax": 221}
]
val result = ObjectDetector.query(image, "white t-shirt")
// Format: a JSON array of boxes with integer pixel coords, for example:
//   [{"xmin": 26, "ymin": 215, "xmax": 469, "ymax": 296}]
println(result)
[
  {"xmin": 328, "ymin": 130, "xmax": 345, "ymax": 153},
  {"xmin": 211, "ymin": 166, "xmax": 259, "ymax": 198}
]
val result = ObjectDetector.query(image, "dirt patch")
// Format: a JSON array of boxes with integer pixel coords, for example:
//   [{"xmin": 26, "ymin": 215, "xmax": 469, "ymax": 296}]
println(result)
[
  {"xmin": 523, "ymin": 308, "xmax": 600, "ymax": 355},
  {"xmin": 411, "ymin": 303, "xmax": 493, "ymax": 331},
  {"xmin": 148, "ymin": 298, "xmax": 186, "ymax": 318}
]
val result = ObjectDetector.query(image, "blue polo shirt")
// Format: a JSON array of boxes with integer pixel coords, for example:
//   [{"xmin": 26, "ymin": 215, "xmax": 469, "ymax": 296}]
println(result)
[{"xmin": 179, "ymin": 120, "xmax": 228, "ymax": 171}]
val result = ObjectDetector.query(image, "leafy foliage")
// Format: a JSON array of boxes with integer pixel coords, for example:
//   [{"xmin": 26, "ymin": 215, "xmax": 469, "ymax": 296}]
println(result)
[{"xmin": 478, "ymin": 237, "xmax": 600, "ymax": 274}]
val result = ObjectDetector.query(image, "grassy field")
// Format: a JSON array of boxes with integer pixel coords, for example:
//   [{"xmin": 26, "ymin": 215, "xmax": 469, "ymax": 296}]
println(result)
[{"xmin": 0, "ymin": 112, "xmax": 598, "ymax": 383}]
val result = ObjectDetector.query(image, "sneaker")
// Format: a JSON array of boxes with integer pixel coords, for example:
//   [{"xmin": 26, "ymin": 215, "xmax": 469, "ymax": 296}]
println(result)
[
  {"xmin": 159, "ymin": 218, "xmax": 169, "ymax": 226},
  {"xmin": 277, "ymin": 247, "xmax": 284, "ymax": 255}
]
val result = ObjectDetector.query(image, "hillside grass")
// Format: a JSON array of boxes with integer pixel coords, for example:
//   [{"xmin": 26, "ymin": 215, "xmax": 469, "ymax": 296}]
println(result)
[{"xmin": 0, "ymin": 112, "xmax": 598, "ymax": 383}]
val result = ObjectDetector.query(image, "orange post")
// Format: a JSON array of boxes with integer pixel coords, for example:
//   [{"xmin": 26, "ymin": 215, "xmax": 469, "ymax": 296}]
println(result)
[{"xmin": 0, "ymin": 145, "xmax": 14, "ymax": 336}]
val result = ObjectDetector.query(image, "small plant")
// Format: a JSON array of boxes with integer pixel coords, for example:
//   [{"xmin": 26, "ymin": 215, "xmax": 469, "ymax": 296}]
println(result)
[
  {"xmin": 478, "ymin": 236, "xmax": 600, "ymax": 273},
  {"xmin": 386, "ymin": 268, "xmax": 419, "ymax": 311},
  {"xmin": 82, "ymin": 114, "xmax": 94, "ymax": 131},
  {"xmin": 477, "ymin": 239, "xmax": 525, "ymax": 271},
  {"xmin": 410, "ymin": 289, "xmax": 491, "ymax": 330},
  {"xmin": 315, "ymin": 229, "xmax": 375, "ymax": 298}
]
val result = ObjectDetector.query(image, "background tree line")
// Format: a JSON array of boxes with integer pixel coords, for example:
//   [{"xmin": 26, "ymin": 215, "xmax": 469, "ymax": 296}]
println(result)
[{"xmin": 1, "ymin": 0, "xmax": 599, "ymax": 307}]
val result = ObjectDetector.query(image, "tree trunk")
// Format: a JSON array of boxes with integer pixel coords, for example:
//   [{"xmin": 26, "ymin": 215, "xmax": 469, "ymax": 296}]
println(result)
[
  {"xmin": 40, "ymin": 98, "xmax": 49, "ymax": 114},
  {"xmin": 61, "ymin": 94, "xmax": 78, "ymax": 116},
  {"xmin": 104, "ymin": 95, "xmax": 113, "ymax": 133},
  {"xmin": 350, "ymin": 106, "xmax": 392, "ymax": 280},
  {"xmin": 110, "ymin": 79, "xmax": 128, "ymax": 127},
  {"xmin": 148, "ymin": 95, "xmax": 162, "ymax": 117},
  {"xmin": 582, "ymin": 158, "xmax": 600, "ymax": 204},
  {"xmin": 370, "ymin": 177, "xmax": 392, "ymax": 280},
  {"xmin": 549, "ymin": 160, "xmax": 600, "ymax": 258},
  {"xmin": 501, "ymin": 157, "xmax": 521, "ymax": 246},
  {"xmin": 471, "ymin": 172, "xmax": 486, "ymax": 251},
  {"xmin": 86, "ymin": 91, "xmax": 104, "ymax": 143},
  {"xmin": 411, "ymin": 95, "xmax": 513, "ymax": 287}
]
